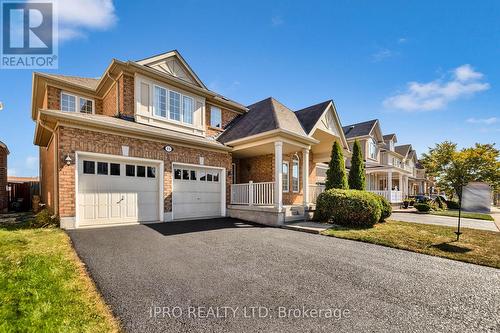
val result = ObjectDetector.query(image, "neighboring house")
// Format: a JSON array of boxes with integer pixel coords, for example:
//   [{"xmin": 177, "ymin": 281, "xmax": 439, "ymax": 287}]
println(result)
[
  {"xmin": 0, "ymin": 141, "xmax": 8, "ymax": 212},
  {"xmin": 32, "ymin": 50, "xmax": 349, "ymax": 228},
  {"xmin": 342, "ymin": 120, "xmax": 431, "ymax": 203}
]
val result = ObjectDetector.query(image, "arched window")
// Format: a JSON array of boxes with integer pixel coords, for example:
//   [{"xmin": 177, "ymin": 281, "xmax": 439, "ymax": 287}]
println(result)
[{"xmin": 292, "ymin": 154, "xmax": 300, "ymax": 193}]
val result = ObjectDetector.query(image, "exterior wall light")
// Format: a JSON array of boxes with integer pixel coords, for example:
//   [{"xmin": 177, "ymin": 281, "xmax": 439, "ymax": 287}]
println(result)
[{"xmin": 65, "ymin": 154, "xmax": 72, "ymax": 165}]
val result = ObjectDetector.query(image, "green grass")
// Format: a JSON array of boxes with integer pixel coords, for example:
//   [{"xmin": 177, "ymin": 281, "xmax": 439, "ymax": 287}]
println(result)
[
  {"xmin": 0, "ymin": 221, "xmax": 121, "ymax": 332},
  {"xmin": 429, "ymin": 210, "xmax": 494, "ymax": 221},
  {"xmin": 322, "ymin": 220, "xmax": 500, "ymax": 268}
]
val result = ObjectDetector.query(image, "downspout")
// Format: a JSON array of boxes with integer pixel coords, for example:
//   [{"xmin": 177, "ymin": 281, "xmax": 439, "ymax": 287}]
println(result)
[
  {"xmin": 106, "ymin": 72, "xmax": 120, "ymax": 117},
  {"xmin": 37, "ymin": 112, "xmax": 57, "ymax": 214}
]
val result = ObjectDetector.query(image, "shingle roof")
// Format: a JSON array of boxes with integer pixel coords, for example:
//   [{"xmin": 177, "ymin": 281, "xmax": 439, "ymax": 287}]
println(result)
[
  {"xmin": 342, "ymin": 119, "xmax": 378, "ymax": 139},
  {"xmin": 294, "ymin": 100, "xmax": 332, "ymax": 134},
  {"xmin": 395, "ymin": 144, "xmax": 412, "ymax": 157},
  {"xmin": 383, "ymin": 133, "xmax": 396, "ymax": 141},
  {"xmin": 0, "ymin": 140, "xmax": 8, "ymax": 154},
  {"xmin": 217, "ymin": 97, "xmax": 308, "ymax": 144},
  {"xmin": 43, "ymin": 74, "xmax": 100, "ymax": 90}
]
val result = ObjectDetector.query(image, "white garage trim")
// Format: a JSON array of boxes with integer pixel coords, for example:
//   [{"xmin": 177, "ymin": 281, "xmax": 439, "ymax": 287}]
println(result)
[
  {"xmin": 75, "ymin": 151, "xmax": 164, "ymax": 228},
  {"xmin": 171, "ymin": 162, "xmax": 226, "ymax": 220}
]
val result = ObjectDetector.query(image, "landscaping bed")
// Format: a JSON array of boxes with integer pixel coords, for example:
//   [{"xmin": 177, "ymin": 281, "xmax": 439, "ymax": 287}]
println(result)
[
  {"xmin": 0, "ymin": 215, "xmax": 120, "ymax": 332},
  {"xmin": 322, "ymin": 220, "xmax": 500, "ymax": 268}
]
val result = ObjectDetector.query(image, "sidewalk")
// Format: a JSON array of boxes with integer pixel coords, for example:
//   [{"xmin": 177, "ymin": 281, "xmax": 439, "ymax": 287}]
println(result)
[
  {"xmin": 281, "ymin": 221, "xmax": 331, "ymax": 234},
  {"xmin": 489, "ymin": 206, "xmax": 500, "ymax": 231},
  {"xmin": 390, "ymin": 211, "xmax": 498, "ymax": 232}
]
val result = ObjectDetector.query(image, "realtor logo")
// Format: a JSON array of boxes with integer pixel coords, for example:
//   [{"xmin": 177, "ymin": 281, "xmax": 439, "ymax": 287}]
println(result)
[{"xmin": 1, "ymin": 0, "xmax": 58, "ymax": 69}]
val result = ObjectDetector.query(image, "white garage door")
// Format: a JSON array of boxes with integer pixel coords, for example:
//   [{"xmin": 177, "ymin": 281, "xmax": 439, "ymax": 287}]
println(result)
[
  {"xmin": 172, "ymin": 165, "xmax": 223, "ymax": 220},
  {"xmin": 77, "ymin": 156, "xmax": 160, "ymax": 227}
]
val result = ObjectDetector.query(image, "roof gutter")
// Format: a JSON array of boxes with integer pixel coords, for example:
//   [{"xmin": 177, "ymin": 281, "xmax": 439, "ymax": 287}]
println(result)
[{"xmin": 224, "ymin": 128, "xmax": 319, "ymax": 146}]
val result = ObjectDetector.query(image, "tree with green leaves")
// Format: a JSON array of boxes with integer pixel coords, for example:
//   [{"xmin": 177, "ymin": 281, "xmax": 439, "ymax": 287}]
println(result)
[
  {"xmin": 348, "ymin": 139, "xmax": 366, "ymax": 190},
  {"xmin": 325, "ymin": 141, "xmax": 348, "ymax": 190},
  {"xmin": 421, "ymin": 141, "xmax": 500, "ymax": 199}
]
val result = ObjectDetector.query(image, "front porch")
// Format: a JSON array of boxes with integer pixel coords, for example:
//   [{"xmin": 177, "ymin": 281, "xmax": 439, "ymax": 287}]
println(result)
[{"xmin": 366, "ymin": 167, "xmax": 412, "ymax": 203}]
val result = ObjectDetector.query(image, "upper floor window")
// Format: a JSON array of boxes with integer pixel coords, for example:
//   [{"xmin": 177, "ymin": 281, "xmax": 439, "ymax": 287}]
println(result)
[
  {"xmin": 153, "ymin": 85, "xmax": 194, "ymax": 125},
  {"xmin": 292, "ymin": 156, "xmax": 299, "ymax": 192},
  {"xmin": 389, "ymin": 140, "xmax": 394, "ymax": 151},
  {"xmin": 182, "ymin": 96, "xmax": 194, "ymax": 124},
  {"xmin": 79, "ymin": 97, "xmax": 93, "ymax": 114},
  {"xmin": 61, "ymin": 92, "xmax": 93, "ymax": 114},
  {"xmin": 369, "ymin": 139, "xmax": 377, "ymax": 160},
  {"xmin": 154, "ymin": 86, "xmax": 167, "ymax": 117},
  {"xmin": 169, "ymin": 91, "xmax": 181, "ymax": 121},
  {"xmin": 210, "ymin": 106, "xmax": 222, "ymax": 129}
]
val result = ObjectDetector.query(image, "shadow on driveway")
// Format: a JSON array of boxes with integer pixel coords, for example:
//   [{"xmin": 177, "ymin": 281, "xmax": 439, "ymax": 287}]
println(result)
[{"xmin": 144, "ymin": 217, "xmax": 263, "ymax": 236}]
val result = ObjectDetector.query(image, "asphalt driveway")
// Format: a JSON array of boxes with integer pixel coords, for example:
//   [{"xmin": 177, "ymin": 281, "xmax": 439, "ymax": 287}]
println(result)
[{"xmin": 68, "ymin": 219, "xmax": 500, "ymax": 333}]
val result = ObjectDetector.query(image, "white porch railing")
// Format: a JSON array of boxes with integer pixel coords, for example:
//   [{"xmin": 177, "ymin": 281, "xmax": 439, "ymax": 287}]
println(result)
[
  {"xmin": 231, "ymin": 181, "xmax": 274, "ymax": 206},
  {"xmin": 309, "ymin": 185, "xmax": 326, "ymax": 204},
  {"xmin": 369, "ymin": 190, "xmax": 403, "ymax": 203}
]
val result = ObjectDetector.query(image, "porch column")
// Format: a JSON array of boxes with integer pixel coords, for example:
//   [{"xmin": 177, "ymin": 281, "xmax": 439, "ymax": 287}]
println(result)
[
  {"xmin": 274, "ymin": 141, "xmax": 283, "ymax": 211},
  {"xmin": 387, "ymin": 171, "xmax": 392, "ymax": 191},
  {"xmin": 302, "ymin": 148, "xmax": 310, "ymax": 207},
  {"xmin": 398, "ymin": 173, "xmax": 403, "ymax": 192}
]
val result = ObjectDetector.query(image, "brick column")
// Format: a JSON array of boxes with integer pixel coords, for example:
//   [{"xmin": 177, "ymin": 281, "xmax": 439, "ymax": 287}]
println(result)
[{"xmin": 274, "ymin": 141, "xmax": 283, "ymax": 211}]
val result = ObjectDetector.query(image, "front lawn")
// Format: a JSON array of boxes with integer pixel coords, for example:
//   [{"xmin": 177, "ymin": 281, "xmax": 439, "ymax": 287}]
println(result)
[
  {"xmin": 0, "ymin": 220, "xmax": 120, "ymax": 332},
  {"xmin": 428, "ymin": 210, "xmax": 494, "ymax": 221},
  {"xmin": 322, "ymin": 220, "xmax": 500, "ymax": 268}
]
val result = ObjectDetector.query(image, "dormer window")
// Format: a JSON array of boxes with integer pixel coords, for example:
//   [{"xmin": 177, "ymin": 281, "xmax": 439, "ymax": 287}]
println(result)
[
  {"xmin": 61, "ymin": 92, "xmax": 93, "ymax": 114},
  {"xmin": 389, "ymin": 140, "xmax": 394, "ymax": 151}
]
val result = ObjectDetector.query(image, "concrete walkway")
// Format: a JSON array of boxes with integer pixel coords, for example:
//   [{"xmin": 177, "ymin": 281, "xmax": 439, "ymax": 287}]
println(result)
[
  {"xmin": 390, "ymin": 211, "xmax": 499, "ymax": 232},
  {"xmin": 282, "ymin": 221, "xmax": 331, "ymax": 234},
  {"xmin": 490, "ymin": 206, "xmax": 500, "ymax": 231}
]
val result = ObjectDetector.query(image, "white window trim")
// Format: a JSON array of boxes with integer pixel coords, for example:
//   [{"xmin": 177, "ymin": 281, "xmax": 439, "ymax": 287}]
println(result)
[
  {"xmin": 282, "ymin": 161, "xmax": 289, "ymax": 192},
  {"xmin": 60, "ymin": 91, "xmax": 95, "ymax": 114},
  {"xmin": 292, "ymin": 157, "xmax": 300, "ymax": 193},
  {"xmin": 368, "ymin": 139, "xmax": 377, "ymax": 160},
  {"xmin": 152, "ymin": 84, "xmax": 197, "ymax": 128},
  {"xmin": 210, "ymin": 106, "xmax": 222, "ymax": 129}
]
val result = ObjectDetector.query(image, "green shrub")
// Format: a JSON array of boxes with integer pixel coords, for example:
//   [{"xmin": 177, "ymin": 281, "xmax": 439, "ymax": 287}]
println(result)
[
  {"xmin": 348, "ymin": 140, "xmax": 366, "ymax": 190},
  {"xmin": 30, "ymin": 208, "xmax": 59, "ymax": 228},
  {"xmin": 446, "ymin": 200, "xmax": 460, "ymax": 209},
  {"xmin": 313, "ymin": 189, "xmax": 381, "ymax": 227},
  {"xmin": 376, "ymin": 195, "xmax": 392, "ymax": 221},
  {"xmin": 325, "ymin": 141, "xmax": 348, "ymax": 190},
  {"xmin": 414, "ymin": 203, "xmax": 431, "ymax": 212},
  {"xmin": 433, "ymin": 196, "xmax": 447, "ymax": 210}
]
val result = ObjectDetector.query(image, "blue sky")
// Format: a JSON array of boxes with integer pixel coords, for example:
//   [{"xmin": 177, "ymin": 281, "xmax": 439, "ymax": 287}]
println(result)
[{"xmin": 1, "ymin": 0, "xmax": 499, "ymax": 176}]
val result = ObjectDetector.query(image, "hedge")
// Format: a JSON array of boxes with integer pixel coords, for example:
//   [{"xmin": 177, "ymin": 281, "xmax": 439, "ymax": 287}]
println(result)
[
  {"xmin": 414, "ymin": 203, "xmax": 431, "ymax": 212},
  {"xmin": 376, "ymin": 195, "xmax": 392, "ymax": 221},
  {"xmin": 313, "ymin": 189, "xmax": 382, "ymax": 227}
]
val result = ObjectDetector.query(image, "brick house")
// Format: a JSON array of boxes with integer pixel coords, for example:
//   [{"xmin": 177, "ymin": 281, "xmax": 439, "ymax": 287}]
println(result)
[
  {"xmin": 0, "ymin": 141, "xmax": 8, "ymax": 212},
  {"xmin": 32, "ymin": 50, "xmax": 426, "ymax": 229}
]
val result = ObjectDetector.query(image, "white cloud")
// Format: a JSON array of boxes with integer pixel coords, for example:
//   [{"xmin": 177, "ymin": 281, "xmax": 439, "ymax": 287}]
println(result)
[
  {"xmin": 383, "ymin": 64, "xmax": 490, "ymax": 112},
  {"xmin": 466, "ymin": 117, "xmax": 497, "ymax": 125},
  {"xmin": 28, "ymin": 0, "xmax": 117, "ymax": 41},
  {"xmin": 398, "ymin": 37, "xmax": 407, "ymax": 43},
  {"xmin": 371, "ymin": 48, "xmax": 394, "ymax": 62},
  {"xmin": 271, "ymin": 15, "xmax": 284, "ymax": 26},
  {"xmin": 454, "ymin": 64, "xmax": 483, "ymax": 82},
  {"xmin": 25, "ymin": 155, "xmax": 38, "ymax": 170}
]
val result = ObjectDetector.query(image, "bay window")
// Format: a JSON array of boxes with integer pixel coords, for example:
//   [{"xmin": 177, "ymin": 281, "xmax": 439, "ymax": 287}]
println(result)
[
  {"xmin": 154, "ymin": 86, "xmax": 167, "ymax": 117},
  {"xmin": 153, "ymin": 85, "xmax": 195, "ymax": 125},
  {"xmin": 169, "ymin": 90, "xmax": 181, "ymax": 121},
  {"xmin": 182, "ymin": 96, "xmax": 194, "ymax": 124}
]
